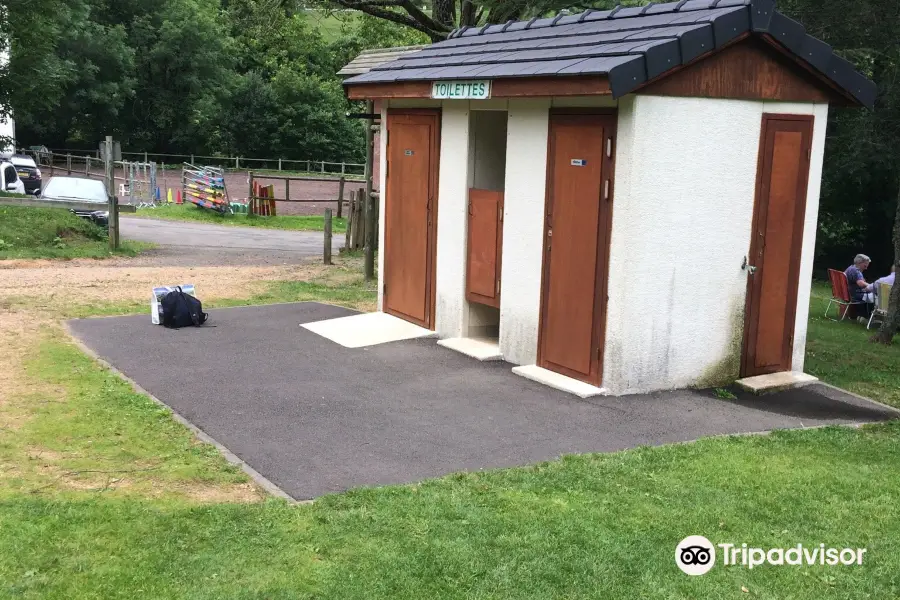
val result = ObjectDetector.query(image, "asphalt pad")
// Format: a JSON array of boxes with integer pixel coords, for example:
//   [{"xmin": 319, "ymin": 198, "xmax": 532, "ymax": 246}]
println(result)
[{"xmin": 68, "ymin": 302, "xmax": 899, "ymax": 500}]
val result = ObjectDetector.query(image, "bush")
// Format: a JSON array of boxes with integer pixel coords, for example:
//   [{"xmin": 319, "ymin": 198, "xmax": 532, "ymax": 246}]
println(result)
[{"xmin": 0, "ymin": 206, "xmax": 107, "ymax": 252}]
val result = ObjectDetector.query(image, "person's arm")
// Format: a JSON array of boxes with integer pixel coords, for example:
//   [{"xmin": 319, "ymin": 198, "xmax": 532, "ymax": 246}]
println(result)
[{"xmin": 856, "ymin": 278, "xmax": 869, "ymax": 289}]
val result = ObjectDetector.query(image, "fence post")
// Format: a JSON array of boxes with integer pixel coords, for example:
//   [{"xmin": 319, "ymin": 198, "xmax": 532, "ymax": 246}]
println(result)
[
  {"xmin": 344, "ymin": 190, "xmax": 353, "ymax": 251},
  {"xmin": 285, "ymin": 178, "xmax": 290, "ymax": 204},
  {"xmin": 278, "ymin": 158, "xmax": 282, "ymax": 171},
  {"xmin": 341, "ymin": 162, "xmax": 346, "ymax": 175},
  {"xmin": 190, "ymin": 154, "xmax": 195, "ymax": 165},
  {"xmin": 337, "ymin": 177, "xmax": 345, "ymax": 219},
  {"xmin": 248, "ymin": 171, "xmax": 254, "ymax": 212},
  {"xmin": 66, "ymin": 154, "xmax": 72, "ymax": 174},
  {"xmin": 236, "ymin": 156, "xmax": 240, "ymax": 169},
  {"xmin": 364, "ymin": 100, "xmax": 376, "ymax": 281},
  {"xmin": 104, "ymin": 136, "xmax": 119, "ymax": 250},
  {"xmin": 324, "ymin": 209, "xmax": 333, "ymax": 265},
  {"xmin": 144, "ymin": 151, "xmax": 148, "ymax": 163},
  {"xmin": 306, "ymin": 160, "xmax": 310, "ymax": 173},
  {"xmin": 354, "ymin": 190, "xmax": 365, "ymax": 250},
  {"xmin": 321, "ymin": 161, "xmax": 325, "ymax": 174}
]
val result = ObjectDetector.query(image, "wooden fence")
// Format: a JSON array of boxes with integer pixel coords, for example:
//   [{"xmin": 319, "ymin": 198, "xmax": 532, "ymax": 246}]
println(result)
[
  {"xmin": 248, "ymin": 172, "xmax": 364, "ymax": 219},
  {"xmin": 343, "ymin": 189, "xmax": 379, "ymax": 252},
  {"xmin": 29, "ymin": 148, "xmax": 365, "ymax": 177}
]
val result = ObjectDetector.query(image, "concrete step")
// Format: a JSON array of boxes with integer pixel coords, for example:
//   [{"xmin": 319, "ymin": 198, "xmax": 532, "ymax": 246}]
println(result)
[
  {"xmin": 512, "ymin": 365, "xmax": 606, "ymax": 398},
  {"xmin": 437, "ymin": 337, "xmax": 503, "ymax": 361},
  {"xmin": 735, "ymin": 371, "xmax": 819, "ymax": 395}
]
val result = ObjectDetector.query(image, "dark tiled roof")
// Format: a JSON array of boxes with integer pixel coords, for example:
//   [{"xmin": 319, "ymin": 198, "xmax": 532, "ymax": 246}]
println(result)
[
  {"xmin": 338, "ymin": 45, "xmax": 429, "ymax": 77},
  {"xmin": 343, "ymin": 0, "xmax": 875, "ymax": 108}
]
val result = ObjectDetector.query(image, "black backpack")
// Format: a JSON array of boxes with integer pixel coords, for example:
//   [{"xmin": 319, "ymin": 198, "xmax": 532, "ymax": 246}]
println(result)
[{"xmin": 161, "ymin": 287, "xmax": 208, "ymax": 329}]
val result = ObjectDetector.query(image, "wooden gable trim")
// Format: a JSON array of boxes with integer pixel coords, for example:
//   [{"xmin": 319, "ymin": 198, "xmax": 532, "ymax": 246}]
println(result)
[
  {"xmin": 346, "ymin": 76, "xmax": 611, "ymax": 100},
  {"xmin": 636, "ymin": 36, "xmax": 852, "ymax": 105}
]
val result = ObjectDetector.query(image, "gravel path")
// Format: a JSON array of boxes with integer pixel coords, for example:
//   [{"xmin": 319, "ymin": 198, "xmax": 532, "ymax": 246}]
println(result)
[{"xmin": 120, "ymin": 217, "xmax": 339, "ymax": 266}]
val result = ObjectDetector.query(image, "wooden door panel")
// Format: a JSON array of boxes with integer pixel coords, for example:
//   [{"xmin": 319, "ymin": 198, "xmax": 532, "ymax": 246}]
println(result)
[
  {"xmin": 742, "ymin": 115, "xmax": 812, "ymax": 377},
  {"xmin": 466, "ymin": 189, "xmax": 503, "ymax": 307},
  {"xmin": 384, "ymin": 111, "xmax": 440, "ymax": 328},
  {"xmin": 539, "ymin": 111, "xmax": 616, "ymax": 385}
]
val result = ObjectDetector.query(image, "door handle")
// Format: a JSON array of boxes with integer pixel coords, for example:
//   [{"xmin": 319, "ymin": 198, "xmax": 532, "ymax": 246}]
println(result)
[{"xmin": 741, "ymin": 256, "xmax": 757, "ymax": 274}]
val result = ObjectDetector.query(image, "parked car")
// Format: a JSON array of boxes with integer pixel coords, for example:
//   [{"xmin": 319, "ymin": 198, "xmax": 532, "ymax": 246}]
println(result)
[
  {"xmin": 10, "ymin": 154, "xmax": 42, "ymax": 195},
  {"xmin": 0, "ymin": 161, "xmax": 26, "ymax": 194},
  {"xmin": 40, "ymin": 176, "xmax": 109, "ymax": 227}
]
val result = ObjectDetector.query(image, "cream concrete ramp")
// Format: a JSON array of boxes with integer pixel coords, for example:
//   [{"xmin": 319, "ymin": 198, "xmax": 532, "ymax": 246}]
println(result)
[
  {"xmin": 301, "ymin": 311, "xmax": 437, "ymax": 348},
  {"xmin": 512, "ymin": 365, "xmax": 606, "ymax": 398},
  {"xmin": 735, "ymin": 372, "xmax": 819, "ymax": 395},
  {"xmin": 437, "ymin": 337, "xmax": 503, "ymax": 361}
]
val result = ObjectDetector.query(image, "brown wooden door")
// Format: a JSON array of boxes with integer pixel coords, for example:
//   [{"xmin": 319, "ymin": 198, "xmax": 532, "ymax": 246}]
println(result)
[
  {"xmin": 742, "ymin": 114, "xmax": 813, "ymax": 377},
  {"xmin": 466, "ymin": 189, "xmax": 503, "ymax": 308},
  {"xmin": 538, "ymin": 111, "xmax": 616, "ymax": 386},
  {"xmin": 384, "ymin": 110, "xmax": 440, "ymax": 329}
]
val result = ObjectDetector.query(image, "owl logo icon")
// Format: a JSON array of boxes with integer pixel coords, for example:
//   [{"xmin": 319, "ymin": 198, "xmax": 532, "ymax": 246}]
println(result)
[{"xmin": 676, "ymin": 536, "xmax": 716, "ymax": 575}]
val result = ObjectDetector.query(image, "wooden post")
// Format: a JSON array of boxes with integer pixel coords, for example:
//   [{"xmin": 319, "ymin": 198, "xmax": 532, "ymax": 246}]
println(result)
[
  {"xmin": 355, "ymin": 190, "xmax": 365, "ymax": 250},
  {"xmin": 364, "ymin": 100, "xmax": 376, "ymax": 281},
  {"xmin": 66, "ymin": 154, "xmax": 72, "ymax": 174},
  {"xmin": 278, "ymin": 158, "xmax": 282, "ymax": 171},
  {"xmin": 344, "ymin": 190, "xmax": 353, "ymax": 251},
  {"xmin": 144, "ymin": 151, "xmax": 148, "ymax": 163},
  {"xmin": 236, "ymin": 156, "xmax": 240, "ymax": 169},
  {"xmin": 324, "ymin": 209, "xmax": 333, "ymax": 265},
  {"xmin": 365, "ymin": 193, "xmax": 376, "ymax": 280},
  {"xmin": 104, "ymin": 136, "xmax": 119, "ymax": 250},
  {"xmin": 337, "ymin": 176, "xmax": 345, "ymax": 219},
  {"xmin": 285, "ymin": 178, "xmax": 290, "ymax": 204},
  {"xmin": 191, "ymin": 154, "xmax": 195, "ymax": 165},
  {"xmin": 320, "ymin": 161, "xmax": 325, "ymax": 174},
  {"xmin": 248, "ymin": 171, "xmax": 254, "ymax": 210}
]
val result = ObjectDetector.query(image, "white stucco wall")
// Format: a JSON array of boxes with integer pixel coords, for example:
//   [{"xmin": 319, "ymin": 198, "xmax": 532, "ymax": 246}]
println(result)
[
  {"xmin": 497, "ymin": 99, "xmax": 551, "ymax": 365},
  {"xmin": 603, "ymin": 95, "xmax": 828, "ymax": 395},
  {"xmin": 434, "ymin": 101, "xmax": 472, "ymax": 338}
]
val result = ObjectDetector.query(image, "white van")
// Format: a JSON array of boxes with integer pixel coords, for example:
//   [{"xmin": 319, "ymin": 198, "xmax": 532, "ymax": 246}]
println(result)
[{"xmin": 0, "ymin": 161, "xmax": 26, "ymax": 194}]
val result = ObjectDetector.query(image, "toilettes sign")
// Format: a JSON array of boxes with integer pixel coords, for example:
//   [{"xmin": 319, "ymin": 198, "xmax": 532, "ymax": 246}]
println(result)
[{"xmin": 432, "ymin": 80, "xmax": 492, "ymax": 100}]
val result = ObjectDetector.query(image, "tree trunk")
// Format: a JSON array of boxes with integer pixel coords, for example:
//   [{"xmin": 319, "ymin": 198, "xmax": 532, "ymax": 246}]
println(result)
[
  {"xmin": 871, "ymin": 180, "xmax": 900, "ymax": 343},
  {"xmin": 460, "ymin": 0, "xmax": 476, "ymax": 26},
  {"xmin": 432, "ymin": 0, "xmax": 456, "ymax": 27}
]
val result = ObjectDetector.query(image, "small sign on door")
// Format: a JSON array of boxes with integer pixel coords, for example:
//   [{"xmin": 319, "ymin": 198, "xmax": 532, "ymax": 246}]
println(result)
[
  {"xmin": 405, "ymin": 150, "xmax": 415, "ymax": 156},
  {"xmin": 571, "ymin": 159, "xmax": 587, "ymax": 167}
]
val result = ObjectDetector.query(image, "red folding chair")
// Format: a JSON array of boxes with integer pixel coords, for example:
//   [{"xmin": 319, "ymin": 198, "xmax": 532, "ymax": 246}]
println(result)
[{"xmin": 825, "ymin": 269, "xmax": 865, "ymax": 321}]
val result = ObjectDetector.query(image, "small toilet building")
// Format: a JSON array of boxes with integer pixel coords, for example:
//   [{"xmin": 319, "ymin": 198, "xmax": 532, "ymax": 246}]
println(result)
[{"xmin": 342, "ymin": 0, "xmax": 875, "ymax": 396}]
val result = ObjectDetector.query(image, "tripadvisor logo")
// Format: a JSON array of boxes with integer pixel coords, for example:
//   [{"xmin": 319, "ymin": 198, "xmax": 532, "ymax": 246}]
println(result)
[{"xmin": 676, "ymin": 536, "xmax": 867, "ymax": 575}]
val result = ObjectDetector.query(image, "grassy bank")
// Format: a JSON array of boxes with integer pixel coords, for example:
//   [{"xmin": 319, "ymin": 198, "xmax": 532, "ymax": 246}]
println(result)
[
  {"xmin": 133, "ymin": 203, "xmax": 347, "ymax": 233},
  {"xmin": 0, "ymin": 206, "xmax": 147, "ymax": 259},
  {"xmin": 805, "ymin": 282, "xmax": 900, "ymax": 408}
]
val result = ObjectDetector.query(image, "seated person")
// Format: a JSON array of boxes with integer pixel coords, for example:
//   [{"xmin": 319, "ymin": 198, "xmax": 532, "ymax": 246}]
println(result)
[
  {"xmin": 866, "ymin": 265, "xmax": 896, "ymax": 301},
  {"xmin": 844, "ymin": 254, "xmax": 873, "ymax": 310}
]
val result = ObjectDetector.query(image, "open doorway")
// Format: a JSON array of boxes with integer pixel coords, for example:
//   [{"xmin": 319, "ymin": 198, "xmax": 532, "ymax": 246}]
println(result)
[{"xmin": 464, "ymin": 110, "xmax": 507, "ymax": 343}]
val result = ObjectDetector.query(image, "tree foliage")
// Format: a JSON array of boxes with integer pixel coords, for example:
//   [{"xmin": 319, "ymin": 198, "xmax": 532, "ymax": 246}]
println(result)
[{"xmin": 1, "ymin": 0, "xmax": 366, "ymax": 161}]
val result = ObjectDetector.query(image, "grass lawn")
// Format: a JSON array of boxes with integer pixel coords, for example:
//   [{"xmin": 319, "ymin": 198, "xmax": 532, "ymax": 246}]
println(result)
[
  {"xmin": 133, "ymin": 203, "xmax": 348, "ymax": 234},
  {"xmin": 0, "ymin": 205, "xmax": 147, "ymax": 259},
  {"xmin": 805, "ymin": 282, "xmax": 900, "ymax": 408},
  {"xmin": 0, "ymin": 269, "xmax": 898, "ymax": 598}
]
